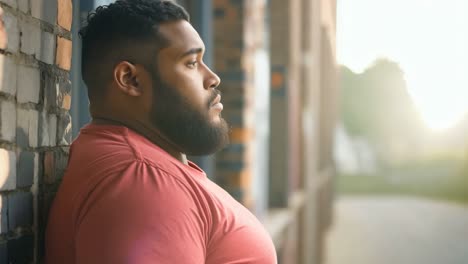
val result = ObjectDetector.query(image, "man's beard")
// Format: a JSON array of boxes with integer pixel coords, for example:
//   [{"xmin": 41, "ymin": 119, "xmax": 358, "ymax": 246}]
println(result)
[{"xmin": 149, "ymin": 74, "xmax": 229, "ymax": 156}]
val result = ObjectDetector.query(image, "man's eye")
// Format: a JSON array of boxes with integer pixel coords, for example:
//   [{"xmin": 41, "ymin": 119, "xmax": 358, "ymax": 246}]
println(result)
[{"xmin": 187, "ymin": 61, "xmax": 198, "ymax": 68}]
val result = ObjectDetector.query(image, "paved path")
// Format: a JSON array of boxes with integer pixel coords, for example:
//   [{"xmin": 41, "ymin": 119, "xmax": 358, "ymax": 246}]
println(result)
[{"xmin": 324, "ymin": 196, "xmax": 468, "ymax": 264}]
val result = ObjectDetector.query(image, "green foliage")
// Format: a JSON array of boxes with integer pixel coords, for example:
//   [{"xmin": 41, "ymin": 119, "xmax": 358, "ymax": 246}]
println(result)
[
  {"xmin": 339, "ymin": 59, "xmax": 423, "ymax": 144},
  {"xmin": 337, "ymin": 58, "xmax": 468, "ymax": 204},
  {"xmin": 337, "ymin": 172, "xmax": 468, "ymax": 205},
  {"xmin": 336, "ymin": 155, "xmax": 468, "ymax": 204}
]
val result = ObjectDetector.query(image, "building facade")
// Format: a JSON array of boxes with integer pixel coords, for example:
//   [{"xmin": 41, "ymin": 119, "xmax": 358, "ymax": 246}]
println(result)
[
  {"xmin": 0, "ymin": 0, "xmax": 337, "ymax": 263},
  {"xmin": 0, "ymin": 0, "xmax": 73, "ymax": 263}
]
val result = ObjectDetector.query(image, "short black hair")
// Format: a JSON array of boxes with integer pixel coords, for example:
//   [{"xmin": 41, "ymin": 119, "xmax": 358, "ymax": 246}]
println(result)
[{"xmin": 79, "ymin": 0, "xmax": 189, "ymax": 99}]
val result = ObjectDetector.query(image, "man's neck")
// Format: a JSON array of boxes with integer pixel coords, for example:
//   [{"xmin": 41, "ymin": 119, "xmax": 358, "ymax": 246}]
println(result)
[{"xmin": 91, "ymin": 117, "xmax": 188, "ymax": 165}]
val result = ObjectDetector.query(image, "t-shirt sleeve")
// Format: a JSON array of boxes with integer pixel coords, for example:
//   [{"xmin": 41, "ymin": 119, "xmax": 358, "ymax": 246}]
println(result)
[{"xmin": 74, "ymin": 161, "xmax": 207, "ymax": 264}]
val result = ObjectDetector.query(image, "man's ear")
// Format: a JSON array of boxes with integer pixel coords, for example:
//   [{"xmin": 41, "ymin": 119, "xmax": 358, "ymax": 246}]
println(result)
[{"xmin": 114, "ymin": 61, "xmax": 142, "ymax": 97}]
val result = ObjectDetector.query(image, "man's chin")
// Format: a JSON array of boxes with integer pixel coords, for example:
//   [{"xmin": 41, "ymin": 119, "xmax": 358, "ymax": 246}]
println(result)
[
  {"xmin": 211, "ymin": 115, "xmax": 226, "ymax": 126},
  {"xmin": 186, "ymin": 122, "xmax": 230, "ymax": 156}
]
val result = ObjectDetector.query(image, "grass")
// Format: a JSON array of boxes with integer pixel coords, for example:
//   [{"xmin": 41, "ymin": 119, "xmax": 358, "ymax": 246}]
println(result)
[{"xmin": 336, "ymin": 164, "xmax": 468, "ymax": 205}]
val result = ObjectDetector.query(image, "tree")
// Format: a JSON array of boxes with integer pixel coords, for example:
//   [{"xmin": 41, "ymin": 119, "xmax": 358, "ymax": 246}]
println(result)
[{"xmin": 339, "ymin": 58, "xmax": 425, "ymax": 164}]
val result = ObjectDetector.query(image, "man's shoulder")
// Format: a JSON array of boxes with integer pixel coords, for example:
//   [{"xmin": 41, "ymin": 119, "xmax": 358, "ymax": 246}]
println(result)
[
  {"xmin": 72, "ymin": 124, "xmax": 165, "ymax": 162},
  {"xmin": 68, "ymin": 124, "xmax": 203, "ymax": 199}
]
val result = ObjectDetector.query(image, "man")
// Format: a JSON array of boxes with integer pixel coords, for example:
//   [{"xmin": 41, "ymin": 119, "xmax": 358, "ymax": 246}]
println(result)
[{"xmin": 45, "ymin": 1, "xmax": 277, "ymax": 263}]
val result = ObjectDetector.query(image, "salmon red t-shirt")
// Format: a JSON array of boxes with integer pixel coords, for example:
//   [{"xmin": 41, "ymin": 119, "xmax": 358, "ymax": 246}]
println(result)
[{"xmin": 45, "ymin": 124, "xmax": 277, "ymax": 264}]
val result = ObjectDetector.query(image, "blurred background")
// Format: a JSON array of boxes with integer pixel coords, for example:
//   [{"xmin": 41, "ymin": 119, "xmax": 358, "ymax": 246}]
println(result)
[
  {"xmin": 0, "ymin": 0, "xmax": 466, "ymax": 263},
  {"xmin": 327, "ymin": 0, "xmax": 468, "ymax": 264}
]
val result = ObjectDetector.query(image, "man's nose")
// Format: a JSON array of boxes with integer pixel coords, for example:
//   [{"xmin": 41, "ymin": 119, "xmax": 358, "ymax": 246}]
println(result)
[{"xmin": 204, "ymin": 66, "xmax": 221, "ymax": 90}]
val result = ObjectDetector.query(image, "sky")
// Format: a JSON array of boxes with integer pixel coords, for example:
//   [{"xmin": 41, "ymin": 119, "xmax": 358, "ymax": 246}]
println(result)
[{"xmin": 337, "ymin": 0, "xmax": 468, "ymax": 130}]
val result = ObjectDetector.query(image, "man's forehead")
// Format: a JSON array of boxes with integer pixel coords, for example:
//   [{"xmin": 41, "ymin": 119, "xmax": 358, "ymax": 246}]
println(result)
[{"xmin": 157, "ymin": 20, "xmax": 205, "ymax": 56}]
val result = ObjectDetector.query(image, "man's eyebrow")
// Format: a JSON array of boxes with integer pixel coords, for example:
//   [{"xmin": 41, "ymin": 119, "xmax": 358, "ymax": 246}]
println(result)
[{"xmin": 179, "ymin": 48, "xmax": 204, "ymax": 59}]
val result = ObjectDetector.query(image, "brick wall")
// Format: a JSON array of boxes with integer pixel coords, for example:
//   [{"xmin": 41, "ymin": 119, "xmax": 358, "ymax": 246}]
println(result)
[
  {"xmin": 0, "ymin": 0, "xmax": 72, "ymax": 262},
  {"xmin": 212, "ymin": 0, "xmax": 247, "ymax": 204},
  {"xmin": 212, "ymin": 0, "xmax": 259, "ymax": 209},
  {"xmin": 212, "ymin": 0, "xmax": 269, "ymax": 214}
]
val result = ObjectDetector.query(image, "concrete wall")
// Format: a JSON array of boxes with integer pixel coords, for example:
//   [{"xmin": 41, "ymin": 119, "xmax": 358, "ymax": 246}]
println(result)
[{"xmin": 0, "ymin": 0, "xmax": 72, "ymax": 262}]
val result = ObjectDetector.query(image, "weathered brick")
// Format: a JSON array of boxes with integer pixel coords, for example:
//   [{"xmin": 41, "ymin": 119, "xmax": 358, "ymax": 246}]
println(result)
[
  {"xmin": 56, "ymin": 112, "xmax": 71, "ymax": 146},
  {"xmin": 38, "ymin": 31, "xmax": 55, "ymax": 64},
  {"xmin": 38, "ymin": 111, "xmax": 48, "ymax": 146},
  {"xmin": 28, "ymin": 110, "xmax": 39, "ymax": 147},
  {"xmin": 43, "ymin": 151, "xmax": 54, "ymax": 183},
  {"xmin": 7, "ymin": 234, "xmax": 34, "ymax": 263},
  {"xmin": 17, "ymin": 151, "xmax": 35, "ymax": 187},
  {"xmin": 56, "ymin": 36, "xmax": 71, "ymax": 70},
  {"xmin": 44, "ymin": 148, "xmax": 67, "ymax": 184},
  {"xmin": 32, "ymin": 149, "xmax": 39, "ymax": 186},
  {"xmin": 62, "ymin": 93, "xmax": 71, "ymax": 109},
  {"xmin": 19, "ymin": 19, "xmax": 40, "ymax": 56},
  {"xmin": 0, "ymin": 0, "xmax": 75, "ymax": 262},
  {"xmin": 18, "ymin": 0, "xmax": 28, "ymax": 13},
  {"xmin": 0, "ymin": 6, "xmax": 7, "ymax": 49},
  {"xmin": 3, "ymin": 11, "xmax": 19, "ymax": 52},
  {"xmin": 31, "ymin": 0, "xmax": 57, "ymax": 25},
  {"xmin": 56, "ymin": 147, "xmax": 68, "ymax": 178},
  {"xmin": 48, "ymin": 114, "xmax": 56, "ymax": 146},
  {"xmin": 42, "ymin": 70, "xmax": 56, "ymax": 109},
  {"xmin": 0, "ymin": 240, "xmax": 6, "ymax": 263},
  {"xmin": 0, "ymin": 0, "xmax": 17, "ymax": 9},
  {"xmin": 57, "ymin": 77, "xmax": 71, "ymax": 110},
  {"xmin": 0, "ymin": 195, "xmax": 7, "ymax": 234},
  {"xmin": 16, "ymin": 108, "xmax": 28, "ymax": 147},
  {"xmin": 0, "ymin": 54, "xmax": 18, "ymax": 95},
  {"xmin": 8, "ymin": 191, "xmax": 33, "ymax": 231},
  {"xmin": 37, "ymin": 190, "xmax": 55, "ymax": 258},
  {"xmin": 0, "ymin": 148, "xmax": 16, "ymax": 190},
  {"xmin": 17, "ymin": 65, "xmax": 40, "ymax": 104},
  {"xmin": 0, "ymin": 100, "xmax": 16, "ymax": 141},
  {"xmin": 16, "ymin": 108, "xmax": 39, "ymax": 148},
  {"xmin": 38, "ymin": 111, "xmax": 57, "ymax": 147},
  {"xmin": 58, "ymin": 0, "xmax": 72, "ymax": 30}
]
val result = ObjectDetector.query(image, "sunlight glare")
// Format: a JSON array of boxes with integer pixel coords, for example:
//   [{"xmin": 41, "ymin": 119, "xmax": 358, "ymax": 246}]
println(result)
[{"xmin": 337, "ymin": 0, "xmax": 468, "ymax": 131}]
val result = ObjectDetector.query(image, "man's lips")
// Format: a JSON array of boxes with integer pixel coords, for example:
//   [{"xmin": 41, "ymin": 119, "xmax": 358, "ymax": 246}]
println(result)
[{"xmin": 211, "ymin": 94, "xmax": 223, "ymax": 111}]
